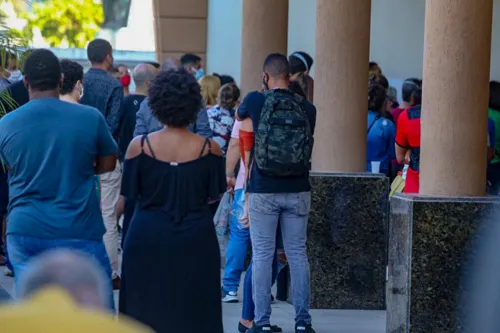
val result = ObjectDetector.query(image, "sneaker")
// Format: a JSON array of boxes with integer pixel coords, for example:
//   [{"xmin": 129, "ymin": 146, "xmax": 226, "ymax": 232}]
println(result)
[
  {"xmin": 221, "ymin": 290, "xmax": 238, "ymax": 303},
  {"xmin": 248, "ymin": 324, "xmax": 273, "ymax": 333},
  {"xmin": 238, "ymin": 322, "xmax": 283, "ymax": 333},
  {"xmin": 295, "ymin": 321, "xmax": 315, "ymax": 333}
]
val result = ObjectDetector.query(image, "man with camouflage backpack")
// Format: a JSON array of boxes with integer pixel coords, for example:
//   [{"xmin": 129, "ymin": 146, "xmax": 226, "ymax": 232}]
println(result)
[{"xmin": 237, "ymin": 53, "xmax": 317, "ymax": 333}]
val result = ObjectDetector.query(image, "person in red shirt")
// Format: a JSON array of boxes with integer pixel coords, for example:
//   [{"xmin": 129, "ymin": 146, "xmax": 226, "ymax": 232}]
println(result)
[{"xmin": 395, "ymin": 79, "xmax": 423, "ymax": 193}]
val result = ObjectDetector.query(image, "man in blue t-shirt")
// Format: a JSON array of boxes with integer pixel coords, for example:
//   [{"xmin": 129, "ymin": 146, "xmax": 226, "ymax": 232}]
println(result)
[
  {"xmin": 237, "ymin": 53, "xmax": 317, "ymax": 333},
  {"xmin": 0, "ymin": 49, "xmax": 117, "ymax": 309}
]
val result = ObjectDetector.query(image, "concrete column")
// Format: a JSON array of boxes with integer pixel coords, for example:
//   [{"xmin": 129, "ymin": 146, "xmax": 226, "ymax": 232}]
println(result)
[
  {"xmin": 420, "ymin": 0, "xmax": 493, "ymax": 196},
  {"xmin": 311, "ymin": 0, "xmax": 371, "ymax": 172},
  {"xmin": 240, "ymin": 0, "xmax": 288, "ymax": 96},
  {"xmin": 152, "ymin": 0, "xmax": 208, "ymax": 64}
]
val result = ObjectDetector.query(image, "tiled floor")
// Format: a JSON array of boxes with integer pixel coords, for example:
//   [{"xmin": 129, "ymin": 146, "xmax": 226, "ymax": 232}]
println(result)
[{"xmin": 0, "ymin": 270, "xmax": 386, "ymax": 333}]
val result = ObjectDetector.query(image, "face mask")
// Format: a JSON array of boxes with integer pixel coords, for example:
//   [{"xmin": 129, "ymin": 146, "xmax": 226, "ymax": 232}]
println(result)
[
  {"xmin": 193, "ymin": 67, "xmax": 205, "ymax": 80},
  {"xmin": 120, "ymin": 74, "xmax": 131, "ymax": 87},
  {"xmin": 79, "ymin": 85, "xmax": 84, "ymax": 100}
]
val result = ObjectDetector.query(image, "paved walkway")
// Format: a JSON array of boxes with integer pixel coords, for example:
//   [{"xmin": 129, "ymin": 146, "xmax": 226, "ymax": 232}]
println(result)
[{"xmin": 0, "ymin": 271, "xmax": 386, "ymax": 333}]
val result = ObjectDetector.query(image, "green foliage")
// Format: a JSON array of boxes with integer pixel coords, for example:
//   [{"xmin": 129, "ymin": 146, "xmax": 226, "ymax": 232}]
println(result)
[
  {"xmin": 0, "ymin": 1, "xmax": 31, "ymax": 118},
  {"xmin": 23, "ymin": 0, "xmax": 103, "ymax": 48}
]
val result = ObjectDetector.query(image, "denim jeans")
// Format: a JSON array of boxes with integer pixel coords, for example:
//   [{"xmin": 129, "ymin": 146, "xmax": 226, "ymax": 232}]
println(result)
[
  {"xmin": 222, "ymin": 189, "xmax": 250, "ymax": 293},
  {"xmin": 7, "ymin": 235, "xmax": 115, "ymax": 311},
  {"xmin": 250, "ymin": 192, "xmax": 311, "ymax": 326}
]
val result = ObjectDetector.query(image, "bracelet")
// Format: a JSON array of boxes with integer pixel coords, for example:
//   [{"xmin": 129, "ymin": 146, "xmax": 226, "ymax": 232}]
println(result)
[{"xmin": 226, "ymin": 171, "xmax": 235, "ymax": 177}]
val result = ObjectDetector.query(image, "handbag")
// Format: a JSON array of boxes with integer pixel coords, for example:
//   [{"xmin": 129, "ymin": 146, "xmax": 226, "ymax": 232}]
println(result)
[{"xmin": 213, "ymin": 191, "xmax": 233, "ymax": 265}]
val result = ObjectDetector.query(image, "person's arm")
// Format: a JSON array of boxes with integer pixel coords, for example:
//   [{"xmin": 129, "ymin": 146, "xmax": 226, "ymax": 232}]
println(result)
[
  {"xmin": 134, "ymin": 100, "xmax": 149, "ymax": 137},
  {"xmin": 395, "ymin": 111, "xmax": 410, "ymax": 164},
  {"xmin": 225, "ymin": 138, "xmax": 240, "ymax": 190},
  {"xmin": 107, "ymin": 86, "xmax": 124, "ymax": 135},
  {"xmin": 95, "ymin": 112, "xmax": 118, "ymax": 175},
  {"xmin": 236, "ymin": 92, "xmax": 255, "ymax": 121},
  {"xmin": 195, "ymin": 109, "xmax": 213, "ymax": 138}
]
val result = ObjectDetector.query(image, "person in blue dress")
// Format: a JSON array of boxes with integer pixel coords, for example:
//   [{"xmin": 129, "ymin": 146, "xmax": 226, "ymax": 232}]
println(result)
[{"xmin": 366, "ymin": 82, "xmax": 396, "ymax": 176}]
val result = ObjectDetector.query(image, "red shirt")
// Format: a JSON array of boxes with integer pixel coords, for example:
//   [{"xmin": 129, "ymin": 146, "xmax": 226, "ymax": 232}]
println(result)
[{"xmin": 395, "ymin": 106, "xmax": 422, "ymax": 193}]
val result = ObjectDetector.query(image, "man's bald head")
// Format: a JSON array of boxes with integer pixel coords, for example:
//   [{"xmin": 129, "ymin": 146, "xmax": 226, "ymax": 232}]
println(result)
[
  {"xmin": 161, "ymin": 57, "xmax": 180, "ymax": 72},
  {"xmin": 133, "ymin": 63, "xmax": 158, "ymax": 91},
  {"xmin": 18, "ymin": 250, "xmax": 109, "ymax": 309}
]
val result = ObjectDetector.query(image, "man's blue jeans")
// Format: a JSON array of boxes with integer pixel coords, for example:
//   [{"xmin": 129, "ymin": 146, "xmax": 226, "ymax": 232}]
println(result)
[
  {"xmin": 222, "ymin": 189, "xmax": 250, "ymax": 293},
  {"xmin": 7, "ymin": 234, "xmax": 115, "ymax": 311},
  {"xmin": 249, "ymin": 192, "xmax": 312, "ymax": 326}
]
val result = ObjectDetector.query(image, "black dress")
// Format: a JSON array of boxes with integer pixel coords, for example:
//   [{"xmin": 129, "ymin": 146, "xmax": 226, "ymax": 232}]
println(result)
[{"xmin": 119, "ymin": 135, "xmax": 225, "ymax": 333}]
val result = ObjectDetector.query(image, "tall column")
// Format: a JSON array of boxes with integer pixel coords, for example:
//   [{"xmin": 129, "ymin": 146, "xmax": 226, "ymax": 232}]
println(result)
[
  {"xmin": 312, "ymin": 0, "xmax": 371, "ymax": 172},
  {"xmin": 240, "ymin": 0, "xmax": 288, "ymax": 97},
  {"xmin": 152, "ymin": 0, "xmax": 208, "ymax": 64},
  {"xmin": 420, "ymin": 0, "xmax": 493, "ymax": 196}
]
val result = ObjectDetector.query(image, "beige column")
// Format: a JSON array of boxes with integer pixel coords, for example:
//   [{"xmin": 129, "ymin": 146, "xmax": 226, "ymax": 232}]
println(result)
[
  {"xmin": 152, "ymin": 0, "xmax": 208, "ymax": 64},
  {"xmin": 240, "ymin": 0, "xmax": 288, "ymax": 97},
  {"xmin": 311, "ymin": 0, "xmax": 371, "ymax": 172},
  {"xmin": 420, "ymin": 0, "xmax": 493, "ymax": 196}
]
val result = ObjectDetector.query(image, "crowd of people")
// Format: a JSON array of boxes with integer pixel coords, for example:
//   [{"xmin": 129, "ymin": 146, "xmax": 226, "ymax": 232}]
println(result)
[
  {"xmin": 0, "ymin": 35, "xmax": 496, "ymax": 333},
  {"xmin": 0, "ymin": 39, "xmax": 318, "ymax": 333}
]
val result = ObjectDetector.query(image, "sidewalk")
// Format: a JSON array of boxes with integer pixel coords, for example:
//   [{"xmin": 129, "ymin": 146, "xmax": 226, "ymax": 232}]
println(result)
[{"xmin": 0, "ymin": 270, "xmax": 386, "ymax": 333}]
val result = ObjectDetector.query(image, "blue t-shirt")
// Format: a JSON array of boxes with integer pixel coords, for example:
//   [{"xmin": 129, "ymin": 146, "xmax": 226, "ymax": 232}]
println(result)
[
  {"xmin": 237, "ymin": 90, "xmax": 317, "ymax": 194},
  {"xmin": 366, "ymin": 110, "xmax": 396, "ymax": 175},
  {"xmin": 0, "ymin": 98, "xmax": 117, "ymax": 240}
]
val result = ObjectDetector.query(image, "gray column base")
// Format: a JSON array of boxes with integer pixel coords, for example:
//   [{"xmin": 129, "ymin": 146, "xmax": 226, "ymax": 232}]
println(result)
[
  {"xmin": 387, "ymin": 194, "xmax": 500, "ymax": 333},
  {"xmin": 303, "ymin": 172, "xmax": 389, "ymax": 310}
]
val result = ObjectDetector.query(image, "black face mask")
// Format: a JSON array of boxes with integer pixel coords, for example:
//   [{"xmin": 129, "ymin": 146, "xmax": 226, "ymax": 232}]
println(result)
[{"xmin": 262, "ymin": 75, "xmax": 269, "ymax": 91}]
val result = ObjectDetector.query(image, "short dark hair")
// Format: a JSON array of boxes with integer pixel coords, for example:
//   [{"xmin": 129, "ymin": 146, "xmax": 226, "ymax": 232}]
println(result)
[
  {"xmin": 146, "ymin": 61, "xmax": 161, "ymax": 69},
  {"xmin": 489, "ymin": 81, "xmax": 500, "ymax": 111},
  {"xmin": 369, "ymin": 62, "xmax": 379, "ymax": 71},
  {"xmin": 60, "ymin": 59, "xmax": 83, "ymax": 95},
  {"xmin": 263, "ymin": 53, "xmax": 290, "ymax": 79},
  {"xmin": 180, "ymin": 54, "xmax": 201, "ymax": 66},
  {"xmin": 87, "ymin": 39, "xmax": 112, "ymax": 64},
  {"xmin": 402, "ymin": 78, "xmax": 422, "ymax": 104},
  {"xmin": 213, "ymin": 73, "xmax": 235, "ymax": 86},
  {"xmin": 368, "ymin": 83, "xmax": 387, "ymax": 112},
  {"xmin": 23, "ymin": 49, "xmax": 61, "ymax": 92},
  {"xmin": 289, "ymin": 52, "xmax": 313, "ymax": 75},
  {"xmin": 148, "ymin": 69, "xmax": 202, "ymax": 127}
]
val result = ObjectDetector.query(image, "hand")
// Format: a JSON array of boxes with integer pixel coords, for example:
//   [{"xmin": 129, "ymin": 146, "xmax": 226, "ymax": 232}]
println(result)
[
  {"xmin": 238, "ymin": 198, "xmax": 250, "ymax": 229},
  {"xmin": 115, "ymin": 195, "xmax": 125, "ymax": 224},
  {"xmin": 226, "ymin": 176, "xmax": 236, "ymax": 193}
]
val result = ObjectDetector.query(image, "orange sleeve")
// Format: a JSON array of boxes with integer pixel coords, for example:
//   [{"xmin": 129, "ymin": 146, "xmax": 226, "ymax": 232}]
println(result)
[
  {"xmin": 395, "ymin": 110, "xmax": 409, "ymax": 148},
  {"xmin": 239, "ymin": 130, "xmax": 254, "ymax": 164}
]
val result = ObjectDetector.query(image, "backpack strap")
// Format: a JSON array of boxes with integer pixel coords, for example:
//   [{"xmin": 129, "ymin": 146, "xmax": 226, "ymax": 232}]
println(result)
[{"xmin": 367, "ymin": 115, "xmax": 381, "ymax": 134}]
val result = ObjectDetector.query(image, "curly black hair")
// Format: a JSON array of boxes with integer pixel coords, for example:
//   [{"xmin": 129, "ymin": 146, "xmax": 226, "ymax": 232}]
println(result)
[
  {"xmin": 60, "ymin": 59, "xmax": 83, "ymax": 95},
  {"xmin": 148, "ymin": 69, "xmax": 202, "ymax": 127}
]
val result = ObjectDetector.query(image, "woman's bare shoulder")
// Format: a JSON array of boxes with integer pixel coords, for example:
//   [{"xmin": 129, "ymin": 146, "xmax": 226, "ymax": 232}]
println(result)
[{"xmin": 125, "ymin": 136, "xmax": 144, "ymax": 160}]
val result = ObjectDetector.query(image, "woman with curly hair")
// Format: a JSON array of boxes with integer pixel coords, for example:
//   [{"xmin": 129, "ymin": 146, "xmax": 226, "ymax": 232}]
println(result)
[{"xmin": 119, "ymin": 69, "xmax": 225, "ymax": 333}]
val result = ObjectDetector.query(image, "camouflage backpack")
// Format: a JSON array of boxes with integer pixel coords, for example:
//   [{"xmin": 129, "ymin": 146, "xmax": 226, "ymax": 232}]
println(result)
[{"xmin": 254, "ymin": 89, "xmax": 313, "ymax": 177}]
